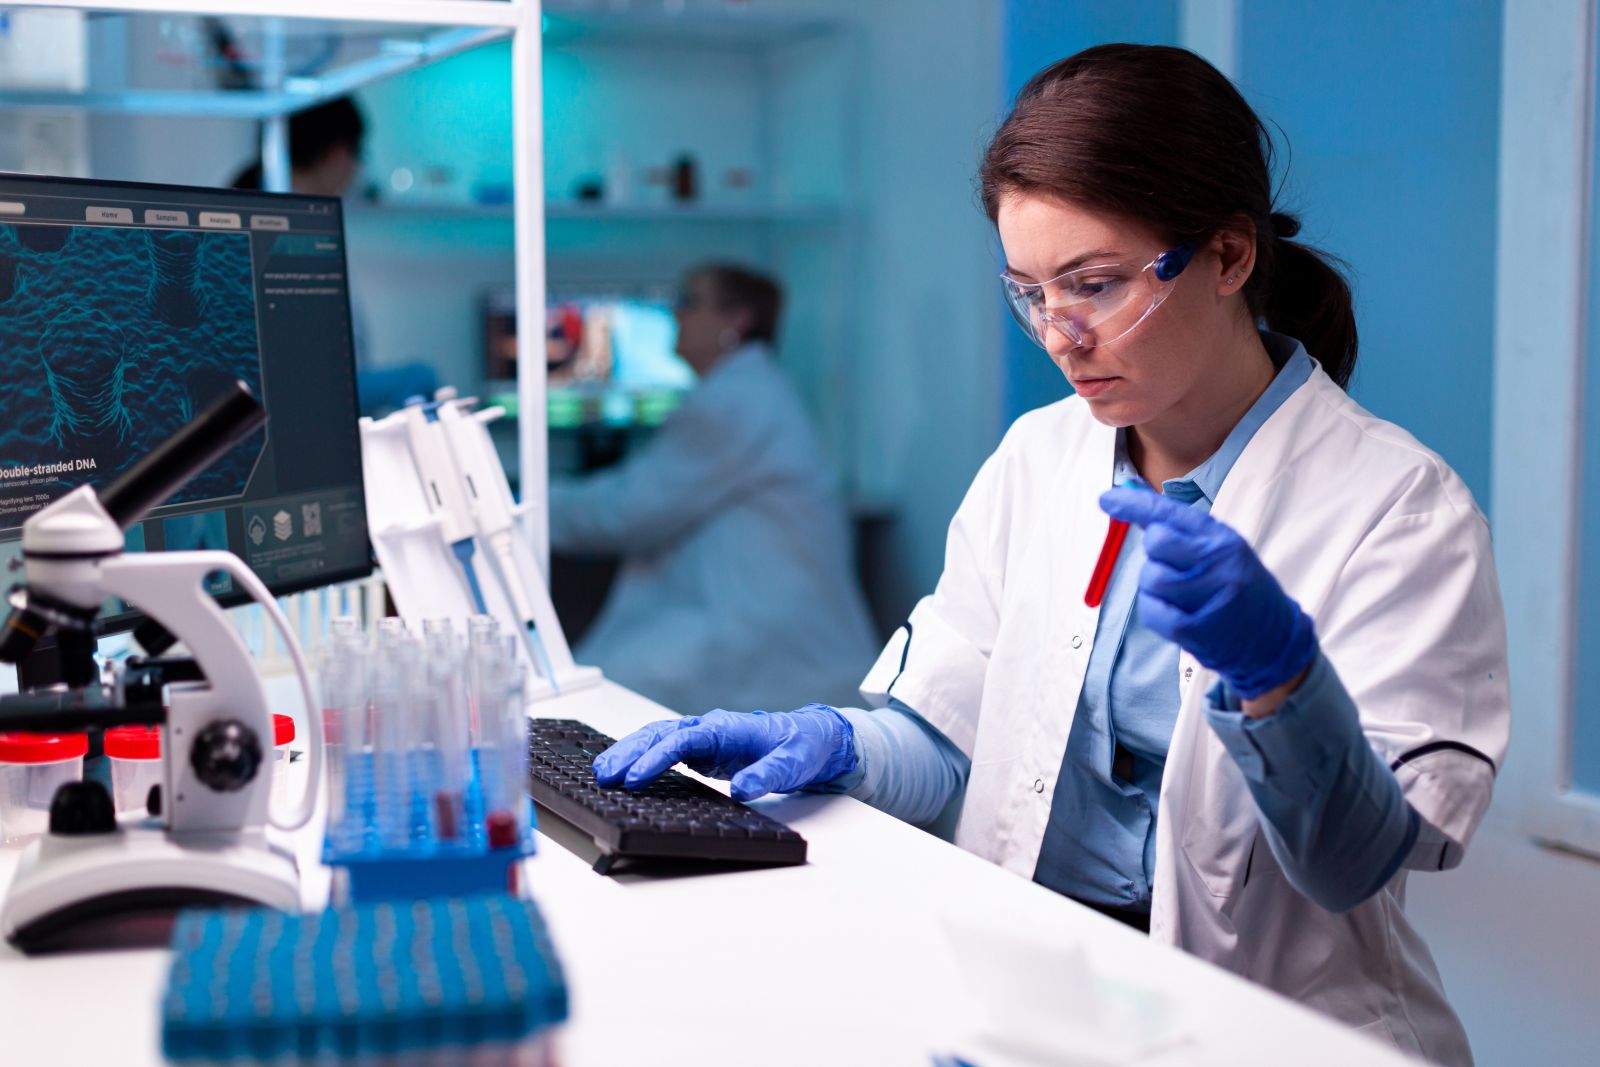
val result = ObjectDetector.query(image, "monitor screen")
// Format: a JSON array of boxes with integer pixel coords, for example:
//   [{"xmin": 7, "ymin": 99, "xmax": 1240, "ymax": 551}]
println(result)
[
  {"xmin": 0, "ymin": 173, "xmax": 371, "ymax": 632},
  {"xmin": 484, "ymin": 288, "xmax": 693, "ymax": 392}
]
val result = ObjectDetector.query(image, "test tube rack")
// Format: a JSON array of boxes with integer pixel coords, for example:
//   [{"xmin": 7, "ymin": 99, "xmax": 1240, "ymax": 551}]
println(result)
[
  {"xmin": 318, "ymin": 610, "xmax": 536, "ymax": 905},
  {"xmin": 323, "ymin": 745, "xmax": 536, "ymax": 904},
  {"xmin": 161, "ymin": 895, "xmax": 567, "ymax": 1065}
]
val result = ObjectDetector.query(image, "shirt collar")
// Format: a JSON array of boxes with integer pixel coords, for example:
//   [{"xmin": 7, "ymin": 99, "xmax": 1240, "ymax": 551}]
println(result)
[
  {"xmin": 700, "ymin": 341, "xmax": 770, "ymax": 382},
  {"xmin": 1113, "ymin": 332, "xmax": 1314, "ymax": 504}
]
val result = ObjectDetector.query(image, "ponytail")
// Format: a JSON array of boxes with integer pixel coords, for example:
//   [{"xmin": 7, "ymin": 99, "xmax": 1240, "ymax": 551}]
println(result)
[{"xmin": 1251, "ymin": 210, "xmax": 1359, "ymax": 389}]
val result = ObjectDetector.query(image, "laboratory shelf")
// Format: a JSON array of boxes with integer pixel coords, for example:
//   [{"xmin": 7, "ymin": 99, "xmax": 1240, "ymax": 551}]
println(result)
[
  {"xmin": 0, "ymin": 9, "xmax": 515, "ymax": 119},
  {"xmin": 348, "ymin": 200, "xmax": 841, "ymax": 223},
  {"xmin": 542, "ymin": 5, "xmax": 841, "ymax": 50},
  {"xmin": 546, "ymin": 201, "xmax": 843, "ymax": 225}
]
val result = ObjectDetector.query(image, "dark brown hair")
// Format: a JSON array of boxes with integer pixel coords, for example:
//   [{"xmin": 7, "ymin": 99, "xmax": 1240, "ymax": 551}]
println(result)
[
  {"xmin": 979, "ymin": 44, "xmax": 1358, "ymax": 388},
  {"xmin": 693, "ymin": 263, "xmax": 784, "ymax": 345}
]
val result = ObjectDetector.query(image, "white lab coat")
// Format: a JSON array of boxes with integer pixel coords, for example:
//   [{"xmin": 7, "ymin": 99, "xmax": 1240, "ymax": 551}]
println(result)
[
  {"xmin": 550, "ymin": 343, "xmax": 878, "ymax": 716},
  {"xmin": 860, "ymin": 360, "xmax": 1509, "ymax": 1065}
]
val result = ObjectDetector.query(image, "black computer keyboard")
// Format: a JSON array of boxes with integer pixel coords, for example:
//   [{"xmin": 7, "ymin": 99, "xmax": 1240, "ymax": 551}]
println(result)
[{"xmin": 527, "ymin": 718, "xmax": 807, "ymax": 874}]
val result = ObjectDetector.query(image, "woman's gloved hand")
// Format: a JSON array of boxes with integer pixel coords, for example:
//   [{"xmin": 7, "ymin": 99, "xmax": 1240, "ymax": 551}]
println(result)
[
  {"xmin": 591, "ymin": 705, "xmax": 858, "ymax": 801},
  {"xmin": 1100, "ymin": 484, "xmax": 1317, "ymax": 699}
]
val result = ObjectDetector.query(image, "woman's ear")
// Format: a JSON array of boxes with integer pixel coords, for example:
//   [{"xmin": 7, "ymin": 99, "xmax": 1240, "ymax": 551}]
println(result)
[{"xmin": 1211, "ymin": 217, "xmax": 1258, "ymax": 294}]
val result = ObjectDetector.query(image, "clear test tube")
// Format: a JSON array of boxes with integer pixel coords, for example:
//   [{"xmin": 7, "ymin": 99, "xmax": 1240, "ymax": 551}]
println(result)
[
  {"xmin": 496, "ymin": 647, "xmax": 531, "ymax": 845},
  {"xmin": 424, "ymin": 635, "xmax": 471, "ymax": 842},
  {"xmin": 314, "ymin": 638, "xmax": 345, "ymax": 842},
  {"xmin": 422, "ymin": 617, "xmax": 455, "ymax": 642},
  {"xmin": 465, "ymin": 616, "xmax": 501, "ymax": 748},
  {"xmin": 480, "ymin": 636, "xmax": 529, "ymax": 848},
  {"xmin": 325, "ymin": 634, "xmax": 372, "ymax": 852},
  {"xmin": 370, "ymin": 637, "xmax": 419, "ymax": 850}
]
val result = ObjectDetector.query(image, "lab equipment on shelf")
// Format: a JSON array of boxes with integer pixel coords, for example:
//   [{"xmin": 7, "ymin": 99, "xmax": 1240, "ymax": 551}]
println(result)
[
  {"xmin": 161, "ymin": 895, "xmax": 568, "ymax": 1066},
  {"xmin": 319, "ymin": 615, "xmax": 535, "ymax": 904},
  {"xmin": 527, "ymin": 718, "xmax": 807, "ymax": 874}
]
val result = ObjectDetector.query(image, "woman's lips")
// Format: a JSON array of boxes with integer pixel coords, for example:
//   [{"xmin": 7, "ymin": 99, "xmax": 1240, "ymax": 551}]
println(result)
[{"xmin": 1070, "ymin": 376, "xmax": 1118, "ymax": 399}]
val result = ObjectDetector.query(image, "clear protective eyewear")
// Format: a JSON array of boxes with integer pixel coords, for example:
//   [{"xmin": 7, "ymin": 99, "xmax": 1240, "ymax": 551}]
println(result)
[{"xmin": 1001, "ymin": 242, "xmax": 1196, "ymax": 350}]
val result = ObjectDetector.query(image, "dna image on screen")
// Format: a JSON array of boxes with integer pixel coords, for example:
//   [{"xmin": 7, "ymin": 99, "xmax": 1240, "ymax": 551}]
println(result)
[{"xmin": 0, "ymin": 222, "xmax": 264, "ymax": 524}]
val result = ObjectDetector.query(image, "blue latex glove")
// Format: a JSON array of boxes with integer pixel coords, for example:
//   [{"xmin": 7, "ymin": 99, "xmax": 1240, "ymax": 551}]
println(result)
[
  {"xmin": 591, "ymin": 704, "xmax": 858, "ymax": 802},
  {"xmin": 1100, "ymin": 484, "xmax": 1317, "ymax": 699}
]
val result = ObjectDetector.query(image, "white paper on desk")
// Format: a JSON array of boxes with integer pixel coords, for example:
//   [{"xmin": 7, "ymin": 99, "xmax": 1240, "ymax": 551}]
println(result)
[{"xmin": 938, "ymin": 908, "xmax": 1184, "ymax": 1066}]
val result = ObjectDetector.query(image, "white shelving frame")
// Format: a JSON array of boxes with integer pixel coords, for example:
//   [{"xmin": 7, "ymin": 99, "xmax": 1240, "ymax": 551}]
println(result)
[
  {"xmin": 1494, "ymin": 0, "xmax": 1600, "ymax": 860},
  {"xmin": 3, "ymin": 0, "xmax": 554, "ymax": 570}
]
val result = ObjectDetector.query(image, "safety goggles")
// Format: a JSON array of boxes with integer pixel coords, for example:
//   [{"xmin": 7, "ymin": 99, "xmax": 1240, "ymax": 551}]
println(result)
[{"xmin": 1000, "ymin": 242, "xmax": 1195, "ymax": 350}]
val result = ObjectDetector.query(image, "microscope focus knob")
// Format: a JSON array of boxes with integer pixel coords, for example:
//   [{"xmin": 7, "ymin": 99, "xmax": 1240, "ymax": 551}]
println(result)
[
  {"xmin": 189, "ymin": 720, "xmax": 263, "ymax": 793},
  {"xmin": 48, "ymin": 780, "xmax": 117, "ymax": 835}
]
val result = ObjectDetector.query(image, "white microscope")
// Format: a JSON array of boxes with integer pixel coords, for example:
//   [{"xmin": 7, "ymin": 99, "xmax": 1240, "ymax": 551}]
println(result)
[{"xmin": 0, "ymin": 382, "xmax": 322, "ymax": 953}]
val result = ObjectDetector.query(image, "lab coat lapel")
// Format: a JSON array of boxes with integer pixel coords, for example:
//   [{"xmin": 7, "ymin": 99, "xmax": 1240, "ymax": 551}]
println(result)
[
  {"xmin": 1151, "ymin": 366, "xmax": 1322, "ymax": 944},
  {"xmin": 1001, "ymin": 415, "xmax": 1117, "ymax": 876}
]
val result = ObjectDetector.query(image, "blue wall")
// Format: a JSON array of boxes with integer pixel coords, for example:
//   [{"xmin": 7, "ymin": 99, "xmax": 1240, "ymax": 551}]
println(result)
[
  {"xmin": 997, "ymin": 1, "xmax": 1502, "ymax": 515},
  {"xmin": 1235, "ymin": 0, "xmax": 1501, "ymax": 506},
  {"xmin": 998, "ymin": 1, "xmax": 1181, "ymax": 428}
]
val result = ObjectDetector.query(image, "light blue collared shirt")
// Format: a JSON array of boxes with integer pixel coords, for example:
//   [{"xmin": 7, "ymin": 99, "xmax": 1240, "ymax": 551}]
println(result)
[
  {"xmin": 1031, "ymin": 335, "xmax": 1314, "ymax": 908},
  {"xmin": 832, "ymin": 333, "xmax": 1418, "ymax": 917}
]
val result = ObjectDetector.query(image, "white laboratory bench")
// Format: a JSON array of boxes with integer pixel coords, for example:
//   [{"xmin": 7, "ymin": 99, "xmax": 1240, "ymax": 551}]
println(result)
[{"xmin": 0, "ymin": 679, "xmax": 1416, "ymax": 1067}]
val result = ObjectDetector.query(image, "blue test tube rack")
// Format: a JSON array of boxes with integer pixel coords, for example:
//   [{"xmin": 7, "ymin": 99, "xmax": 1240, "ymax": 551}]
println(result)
[
  {"xmin": 161, "ymin": 895, "xmax": 568, "ymax": 1063},
  {"xmin": 324, "ymin": 747, "xmax": 536, "ymax": 904}
]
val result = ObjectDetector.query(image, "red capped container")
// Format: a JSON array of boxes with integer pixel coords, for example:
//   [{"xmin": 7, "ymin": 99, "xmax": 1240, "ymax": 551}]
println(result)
[
  {"xmin": 271, "ymin": 713, "xmax": 296, "ymax": 795},
  {"xmin": 0, "ymin": 731, "xmax": 88, "ymax": 846},
  {"xmin": 104, "ymin": 716, "xmax": 296, "ymax": 816},
  {"xmin": 104, "ymin": 725, "xmax": 164, "ymax": 815}
]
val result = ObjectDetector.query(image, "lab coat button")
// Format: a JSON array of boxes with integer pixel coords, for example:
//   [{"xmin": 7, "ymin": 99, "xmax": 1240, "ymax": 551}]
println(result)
[
  {"xmin": 1070, "ymin": 634, "xmax": 1083, "ymax": 649},
  {"xmin": 1033, "ymin": 778, "xmax": 1045, "ymax": 794}
]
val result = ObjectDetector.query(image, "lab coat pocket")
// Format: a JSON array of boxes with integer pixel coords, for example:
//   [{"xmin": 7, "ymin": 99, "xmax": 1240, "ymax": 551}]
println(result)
[{"xmin": 1176, "ymin": 735, "xmax": 1259, "ymax": 901}]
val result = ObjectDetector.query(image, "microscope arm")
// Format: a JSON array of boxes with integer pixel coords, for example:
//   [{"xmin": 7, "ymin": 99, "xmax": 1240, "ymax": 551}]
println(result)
[{"xmin": 100, "ymin": 551, "xmax": 321, "ymax": 833}]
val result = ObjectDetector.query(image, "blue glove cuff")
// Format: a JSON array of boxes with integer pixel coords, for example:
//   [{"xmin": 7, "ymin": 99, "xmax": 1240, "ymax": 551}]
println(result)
[
  {"xmin": 1223, "ymin": 603, "xmax": 1319, "ymax": 700},
  {"xmin": 796, "ymin": 703, "xmax": 860, "ymax": 784}
]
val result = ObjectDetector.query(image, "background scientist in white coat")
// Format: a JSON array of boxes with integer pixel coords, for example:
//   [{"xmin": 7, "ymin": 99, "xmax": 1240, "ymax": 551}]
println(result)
[
  {"xmin": 548, "ymin": 263, "xmax": 878, "ymax": 716},
  {"xmin": 590, "ymin": 46, "xmax": 1511, "ymax": 1066}
]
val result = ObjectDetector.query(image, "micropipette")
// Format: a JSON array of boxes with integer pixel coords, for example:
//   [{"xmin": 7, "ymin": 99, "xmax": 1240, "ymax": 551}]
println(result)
[{"xmin": 400, "ymin": 401, "xmax": 492, "ymax": 616}]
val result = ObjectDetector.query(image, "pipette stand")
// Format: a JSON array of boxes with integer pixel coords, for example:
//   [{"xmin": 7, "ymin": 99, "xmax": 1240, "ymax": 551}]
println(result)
[{"xmin": 360, "ymin": 389, "xmax": 601, "ymax": 702}]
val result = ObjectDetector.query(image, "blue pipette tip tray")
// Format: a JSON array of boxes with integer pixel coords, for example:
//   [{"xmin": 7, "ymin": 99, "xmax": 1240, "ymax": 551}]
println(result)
[{"xmin": 161, "ymin": 895, "xmax": 567, "ymax": 1064}]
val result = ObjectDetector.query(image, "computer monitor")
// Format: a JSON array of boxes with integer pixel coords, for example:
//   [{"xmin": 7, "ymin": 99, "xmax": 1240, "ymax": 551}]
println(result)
[
  {"xmin": 0, "ymin": 172, "xmax": 371, "ymax": 646},
  {"xmin": 483, "ymin": 287, "xmax": 693, "ymax": 392}
]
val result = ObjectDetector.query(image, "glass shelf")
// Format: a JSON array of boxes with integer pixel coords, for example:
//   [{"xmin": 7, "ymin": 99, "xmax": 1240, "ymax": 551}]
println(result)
[
  {"xmin": 344, "ymin": 199, "xmax": 842, "ymax": 224},
  {"xmin": 0, "ymin": 8, "xmax": 515, "ymax": 120},
  {"xmin": 542, "ymin": 1, "xmax": 839, "ymax": 48}
]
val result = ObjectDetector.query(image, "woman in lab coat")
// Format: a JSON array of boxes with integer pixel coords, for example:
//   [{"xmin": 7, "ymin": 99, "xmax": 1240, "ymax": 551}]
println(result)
[
  {"xmin": 593, "ymin": 46, "xmax": 1508, "ymax": 1065},
  {"xmin": 549, "ymin": 264, "xmax": 878, "ymax": 716}
]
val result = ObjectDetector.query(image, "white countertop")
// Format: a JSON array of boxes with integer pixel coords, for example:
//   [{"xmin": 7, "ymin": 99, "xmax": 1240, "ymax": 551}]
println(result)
[{"xmin": 0, "ymin": 679, "xmax": 1415, "ymax": 1067}]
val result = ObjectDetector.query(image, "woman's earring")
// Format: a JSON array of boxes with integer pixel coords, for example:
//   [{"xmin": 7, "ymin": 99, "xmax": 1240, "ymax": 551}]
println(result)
[{"xmin": 1226, "ymin": 272, "xmax": 1243, "ymax": 286}]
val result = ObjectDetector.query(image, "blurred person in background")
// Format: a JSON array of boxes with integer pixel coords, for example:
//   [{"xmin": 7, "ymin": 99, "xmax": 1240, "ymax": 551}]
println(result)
[
  {"xmin": 231, "ymin": 96, "xmax": 436, "ymax": 415},
  {"xmin": 549, "ymin": 263, "xmax": 878, "ymax": 715}
]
